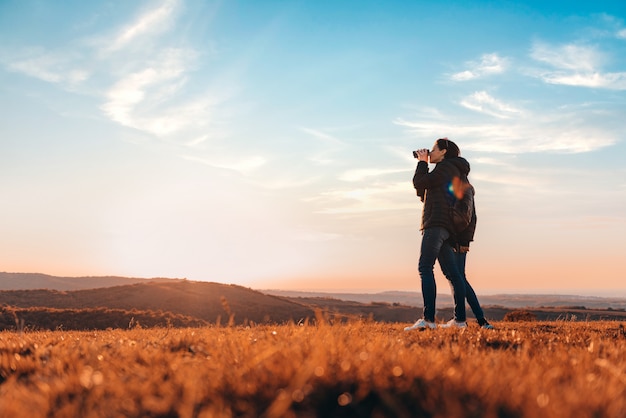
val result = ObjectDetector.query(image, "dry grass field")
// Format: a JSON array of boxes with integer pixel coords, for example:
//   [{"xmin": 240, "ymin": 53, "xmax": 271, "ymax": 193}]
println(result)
[{"xmin": 0, "ymin": 319, "xmax": 624, "ymax": 418}]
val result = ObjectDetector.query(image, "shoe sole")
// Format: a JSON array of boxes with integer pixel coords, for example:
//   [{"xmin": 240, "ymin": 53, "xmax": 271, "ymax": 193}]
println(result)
[{"xmin": 404, "ymin": 324, "xmax": 436, "ymax": 331}]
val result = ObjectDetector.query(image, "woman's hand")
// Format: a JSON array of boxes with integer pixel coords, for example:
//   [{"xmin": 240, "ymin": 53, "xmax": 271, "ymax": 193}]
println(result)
[{"xmin": 415, "ymin": 149, "xmax": 429, "ymax": 162}]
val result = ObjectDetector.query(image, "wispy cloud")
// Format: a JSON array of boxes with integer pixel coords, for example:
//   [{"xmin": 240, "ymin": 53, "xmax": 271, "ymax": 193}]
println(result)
[
  {"xmin": 95, "ymin": 1, "xmax": 224, "ymax": 138},
  {"xmin": 459, "ymin": 91, "xmax": 523, "ymax": 119},
  {"xmin": 530, "ymin": 42, "xmax": 626, "ymax": 90},
  {"xmin": 106, "ymin": 0, "xmax": 179, "ymax": 52},
  {"xmin": 395, "ymin": 95, "xmax": 618, "ymax": 154},
  {"xmin": 185, "ymin": 134, "xmax": 210, "ymax": 148},
  {"xmin": 298, "ymin": 127, "xmax": 342, "ymax": 143},
  {"xmin": 473, "ymin": 157, "xmax": 511, "ymax": 167},
  {"xmin": 5, "ymin": 48, "xmax": 90, "ymax": 87},
  {"xmin": 538, "ymin": 71, "xmax": 626, "ymax": 89},
  {"xmin": 618, "ymin": 29, "xmax": 626, "ymax": 39},
  {"xmin": 181, "ymin": 154, "xmax": 267, "ymax": 174},
  {"xmin": 338, "ymin": 168, "xmax": 406, "ymax": 182},
  {"xmin": 298, "ymin": 127, "xmax": 347, "ymax": 165},
  {"xmin": 98, "ymin": 50, "xmax": 227, "ymax": 140},
  {"xmin": 450, "ymin": 53, "xmax": 507, "ymax": 81},
  {"xmin": 100, "ymin": 48, "xmax": 192, "ymax": 133},
  {"xmin": 531, "ymin": 42, "xmax": 601, "ymax": 71},
  {"xmin": 310, "ymin": 182, "xmax": 415, "ymax": 214},
  {"xmin": 252, "ymin": 176, "xmax": 322, "ymax": 190},
  {"xmin": 3, "ymin": 0, "xmax": 227, "ymax": 141}
]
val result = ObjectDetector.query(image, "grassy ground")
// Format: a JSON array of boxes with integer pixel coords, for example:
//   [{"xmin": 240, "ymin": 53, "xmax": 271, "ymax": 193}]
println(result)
[{"xmin": 0, "ymin": 319, "xmax": 624, "ymax": 417}]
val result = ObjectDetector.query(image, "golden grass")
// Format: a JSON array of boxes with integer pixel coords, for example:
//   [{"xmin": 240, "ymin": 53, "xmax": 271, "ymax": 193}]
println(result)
[{"xmin": 0, "ymin": 319, "xmax": 624, "ymax": 417}]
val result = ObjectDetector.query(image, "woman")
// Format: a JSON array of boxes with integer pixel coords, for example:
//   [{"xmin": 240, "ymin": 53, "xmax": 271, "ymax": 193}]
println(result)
[{"xmin": 405, "ymin": 138, "xmax": 468, "ymax": 330}]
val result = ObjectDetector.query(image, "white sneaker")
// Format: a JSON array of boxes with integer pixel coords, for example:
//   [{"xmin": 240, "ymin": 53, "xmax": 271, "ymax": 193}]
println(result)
[
  {"xmin": 404, "ymin": 318, "xmax": 436, "ymax": 331},
  {"xmin": 439, "ymin": 319, "xmax": 467, "ymax": 329}
]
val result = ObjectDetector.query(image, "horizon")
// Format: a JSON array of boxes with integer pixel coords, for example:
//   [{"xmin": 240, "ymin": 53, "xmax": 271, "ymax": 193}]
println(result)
[
  {"xmin": 1, "ymin": 1, "xmax": 625, "ymax": 296},
  {"xmin": 3, "ymin": 271, "xmax": 626, "ymax": 299}
]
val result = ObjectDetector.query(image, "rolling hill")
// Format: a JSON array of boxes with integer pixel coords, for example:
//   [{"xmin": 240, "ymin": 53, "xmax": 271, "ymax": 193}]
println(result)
[
  {"xmin": 263, "ymin": 289, "xmax": 626, "ymax": 310},
  {"xmin": 0, "ymin": 272, "xmax": 166, "ymax": 291},
  {"xmin": 0, "ymin": 280, "xmax": 315, "ymax": 327},
  {"xmin": 1, "ymin": 274, "xmax": 625, "ymax": 331}
]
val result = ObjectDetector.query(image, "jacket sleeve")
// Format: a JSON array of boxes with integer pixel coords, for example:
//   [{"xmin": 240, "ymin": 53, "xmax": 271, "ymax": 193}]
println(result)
[
  {"xmin": 413, "ymin": 161, "xmax": 427, "ymax": 200},
  {"xmin": 413, "ymin": 160, "xmax": 452, "ymax": 190}
]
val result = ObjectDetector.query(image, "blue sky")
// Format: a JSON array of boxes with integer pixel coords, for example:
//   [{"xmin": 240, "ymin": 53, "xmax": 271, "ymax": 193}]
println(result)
[{"xmin": 1, "ymin": 0, "xmax": 625, "ymax": 296}]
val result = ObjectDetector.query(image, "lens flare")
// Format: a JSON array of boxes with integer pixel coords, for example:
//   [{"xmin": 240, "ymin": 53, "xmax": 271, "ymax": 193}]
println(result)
[{"xmin": 449, "ymin": 176, "xmax": 468, "ymax": 199}]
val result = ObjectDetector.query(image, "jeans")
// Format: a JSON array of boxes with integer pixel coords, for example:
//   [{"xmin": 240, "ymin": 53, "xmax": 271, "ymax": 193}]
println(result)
[
  {"xmin": 439, "ymin": 250, "xmax": 484, "ymax": 320},
  {"xmin": 418, "ymin": 227, "xmax": 466, "ymax": 322}
]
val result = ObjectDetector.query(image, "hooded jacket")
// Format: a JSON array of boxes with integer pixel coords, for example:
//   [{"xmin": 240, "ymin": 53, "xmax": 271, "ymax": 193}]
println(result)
[
  {"xmin": 455, "ymin": 184, "xmax": 477, "ymax": 247},
  {"xmin": 413, "ymin": 156, "xmax": 471, "ymax": 234}
]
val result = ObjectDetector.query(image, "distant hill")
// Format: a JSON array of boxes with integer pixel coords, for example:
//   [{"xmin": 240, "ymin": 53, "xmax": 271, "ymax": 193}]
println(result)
[
  {"xmin": 3, "ymin": 273, "xmax": 624, "ymax": 310},
  {"xmin": 280, "ymin": 296, "xmax": 626, "ymax": 323},
  {"xmin": 0, "ymin": 280, "xmax": 315, "ymax": 327},
  {"xmin": 1, "ymin": 273, "xmax": 624, "ymax": 330},
  {"xmin": 0, "ymin": 272, "xmax": 169, "ymax": 290},
  {"xmin": 263, "ymin": 290, "xmax": 626, "ymax": 310}
]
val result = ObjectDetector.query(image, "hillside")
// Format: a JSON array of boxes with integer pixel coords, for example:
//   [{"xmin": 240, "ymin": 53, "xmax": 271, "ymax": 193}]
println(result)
[
  {"xmin": 0, "ymin": 280, "xmax": 314, "ymax": 326},
  {"xmin": 3, "ymin": 273, "xmax": 625, "ymax": 310},
  {"xmin": 1, "ymin": 274, "xmax": 625, "ymax": 331},
  {"xmin": 263, "ymin": 290, "xmax": 626, "ymax": 310},
  {"xmin": 1, "ymin": 279, "xmax": 625, "ymax": 331},
  {"xmin": 0, "ymin": 272, "xmax": 167, "ymax": 291},
  {"xmin": 284, "ymin": 296, "xmax": 626, "ymax": 323},
  {"xmin": 1, "ymin": 306, "xmax": 208, "ymax": 331}
]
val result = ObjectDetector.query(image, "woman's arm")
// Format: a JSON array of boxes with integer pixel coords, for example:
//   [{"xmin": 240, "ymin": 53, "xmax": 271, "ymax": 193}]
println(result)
[
  {"xmin": 413, "ymin": 161, "xmax": 428, "ymax": 199},
  {"xmin": 413, "ymin": 161, "xmax": 451, "ymax": 190}
]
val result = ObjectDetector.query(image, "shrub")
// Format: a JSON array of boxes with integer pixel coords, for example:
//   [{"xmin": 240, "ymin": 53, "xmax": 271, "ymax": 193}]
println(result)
[{"xmin": 503, "ymin": 309, "xmax": 537, "ymax": 322}]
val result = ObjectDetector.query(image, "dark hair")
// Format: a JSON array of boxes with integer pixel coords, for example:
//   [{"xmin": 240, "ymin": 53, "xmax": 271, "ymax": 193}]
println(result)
[{"xmin": 437, "ymin": 137, "xmax": 459, "ymax": 159}]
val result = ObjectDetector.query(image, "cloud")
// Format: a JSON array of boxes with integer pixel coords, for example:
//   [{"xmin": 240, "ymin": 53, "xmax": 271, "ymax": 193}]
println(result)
[
  {"xmin": 298, "ymin": 127, "xmax": 341, "ymax": 143},
  {"xmin": 338, "ymin": 168, "xmax": 406, "ymax": 182},
  {"xmin": 395, "ymin": 95, "xmax": 618, "ymax": 154},
  {"xmin": 472, "ymin": 157, "xmax": 511, "ymax": 167},
  {"xmin": 617, "ymin": 29, "xmax": 626, "ymax": 39},
  {"xmin": 93, "ymin": 2, "xmax": 234, "ymax": 141},
  {"xmin": 4, "ymin": 0, "xmax": 181, "ymax": 90},
  {"xmin": 530, "ymin": 42, "xmax": 600, "ymax": 71},
  {"xmin": 396, "ymin": 116, "xmax": 615, "ymax": 153},
  {"xmin": 100, "ymin": 49, "xmax": 190, "ymax": 131},
  {"xmin": 3, "ymin": 0, "xmax": 221, "ymax": 140},
  {"xmin": 5, "ymin": 48, "xmax": 90, "ymax": 87},
  {"xmin": 459, "ymin": 91, "xmax": 523, "ymax": 119},
  {"xmin": 95, "ymin": 1, "xmax": 221, "ymax": 138},
  {"xmin": 251, "ymin": 177, "xmax": 321, "ymax": 190},
  {"xmin": 99, "ymin": 48, "xmax": 221, "ymax": 139},
  {"xmin": 185, "ymin": 134, "xmax": 210, "ymax": 147},
  {"xmin": 106, "ymin": 0, "xmax": 179, "ymax": 52},
  {"xmin": 181, "ymin": 154, "xmax": 267, "ymax": 174},
  {"xmin": 530, "ymin": 42, "xmax": 626, "ymax": 90},
  {"xmin": 538, "ymin": 71, "xmax": 626, "ymax": 89},
  {"xmin": 310, "ymin": 182, "xmax": 415, "ymax": 214},
  {"xmin": 298, "ymin": 126, "xmax": 347, "ymax": 165},
  {"xmin": 451, "ymin": 53, "xmax": 507, "ymax": 81}
]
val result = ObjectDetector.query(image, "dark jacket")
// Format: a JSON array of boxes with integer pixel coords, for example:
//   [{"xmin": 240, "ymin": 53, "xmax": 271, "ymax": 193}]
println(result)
[
  {"xmin": 455, "ymin": 185, "xmax": 477, "ymax": 247},
  {"xmin": 413, "ymin": 157, "xmax": 471, "ymax": 233}
]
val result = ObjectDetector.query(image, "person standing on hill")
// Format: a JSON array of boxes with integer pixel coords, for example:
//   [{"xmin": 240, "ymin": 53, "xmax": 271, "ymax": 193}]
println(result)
[
  {"xmin": 405, "ymin": 138, "xmax": 467, "ymax": 330},
  {"xmin": 439, "ymin": 180, "xmax": 494, "ymax": 329}
]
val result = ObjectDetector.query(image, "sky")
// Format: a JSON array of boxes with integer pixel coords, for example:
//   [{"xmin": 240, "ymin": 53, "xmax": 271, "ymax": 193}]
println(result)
[{"xmin": 1, "ymin": 0, "xmax": 625, "ymax": 297}]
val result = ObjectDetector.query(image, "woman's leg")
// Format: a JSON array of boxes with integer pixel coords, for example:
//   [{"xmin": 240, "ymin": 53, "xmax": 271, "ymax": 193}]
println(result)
[
  {"xmin": 418, "ymin": 227, "xmax": 449, "ymax": 322},
  {"xmin": 455, "ymin": 251, "xmax": 485, "ymax": 320},
  {"xmin": 437, "ymin": 242, "xmax": 467, "ymax": 322}
]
